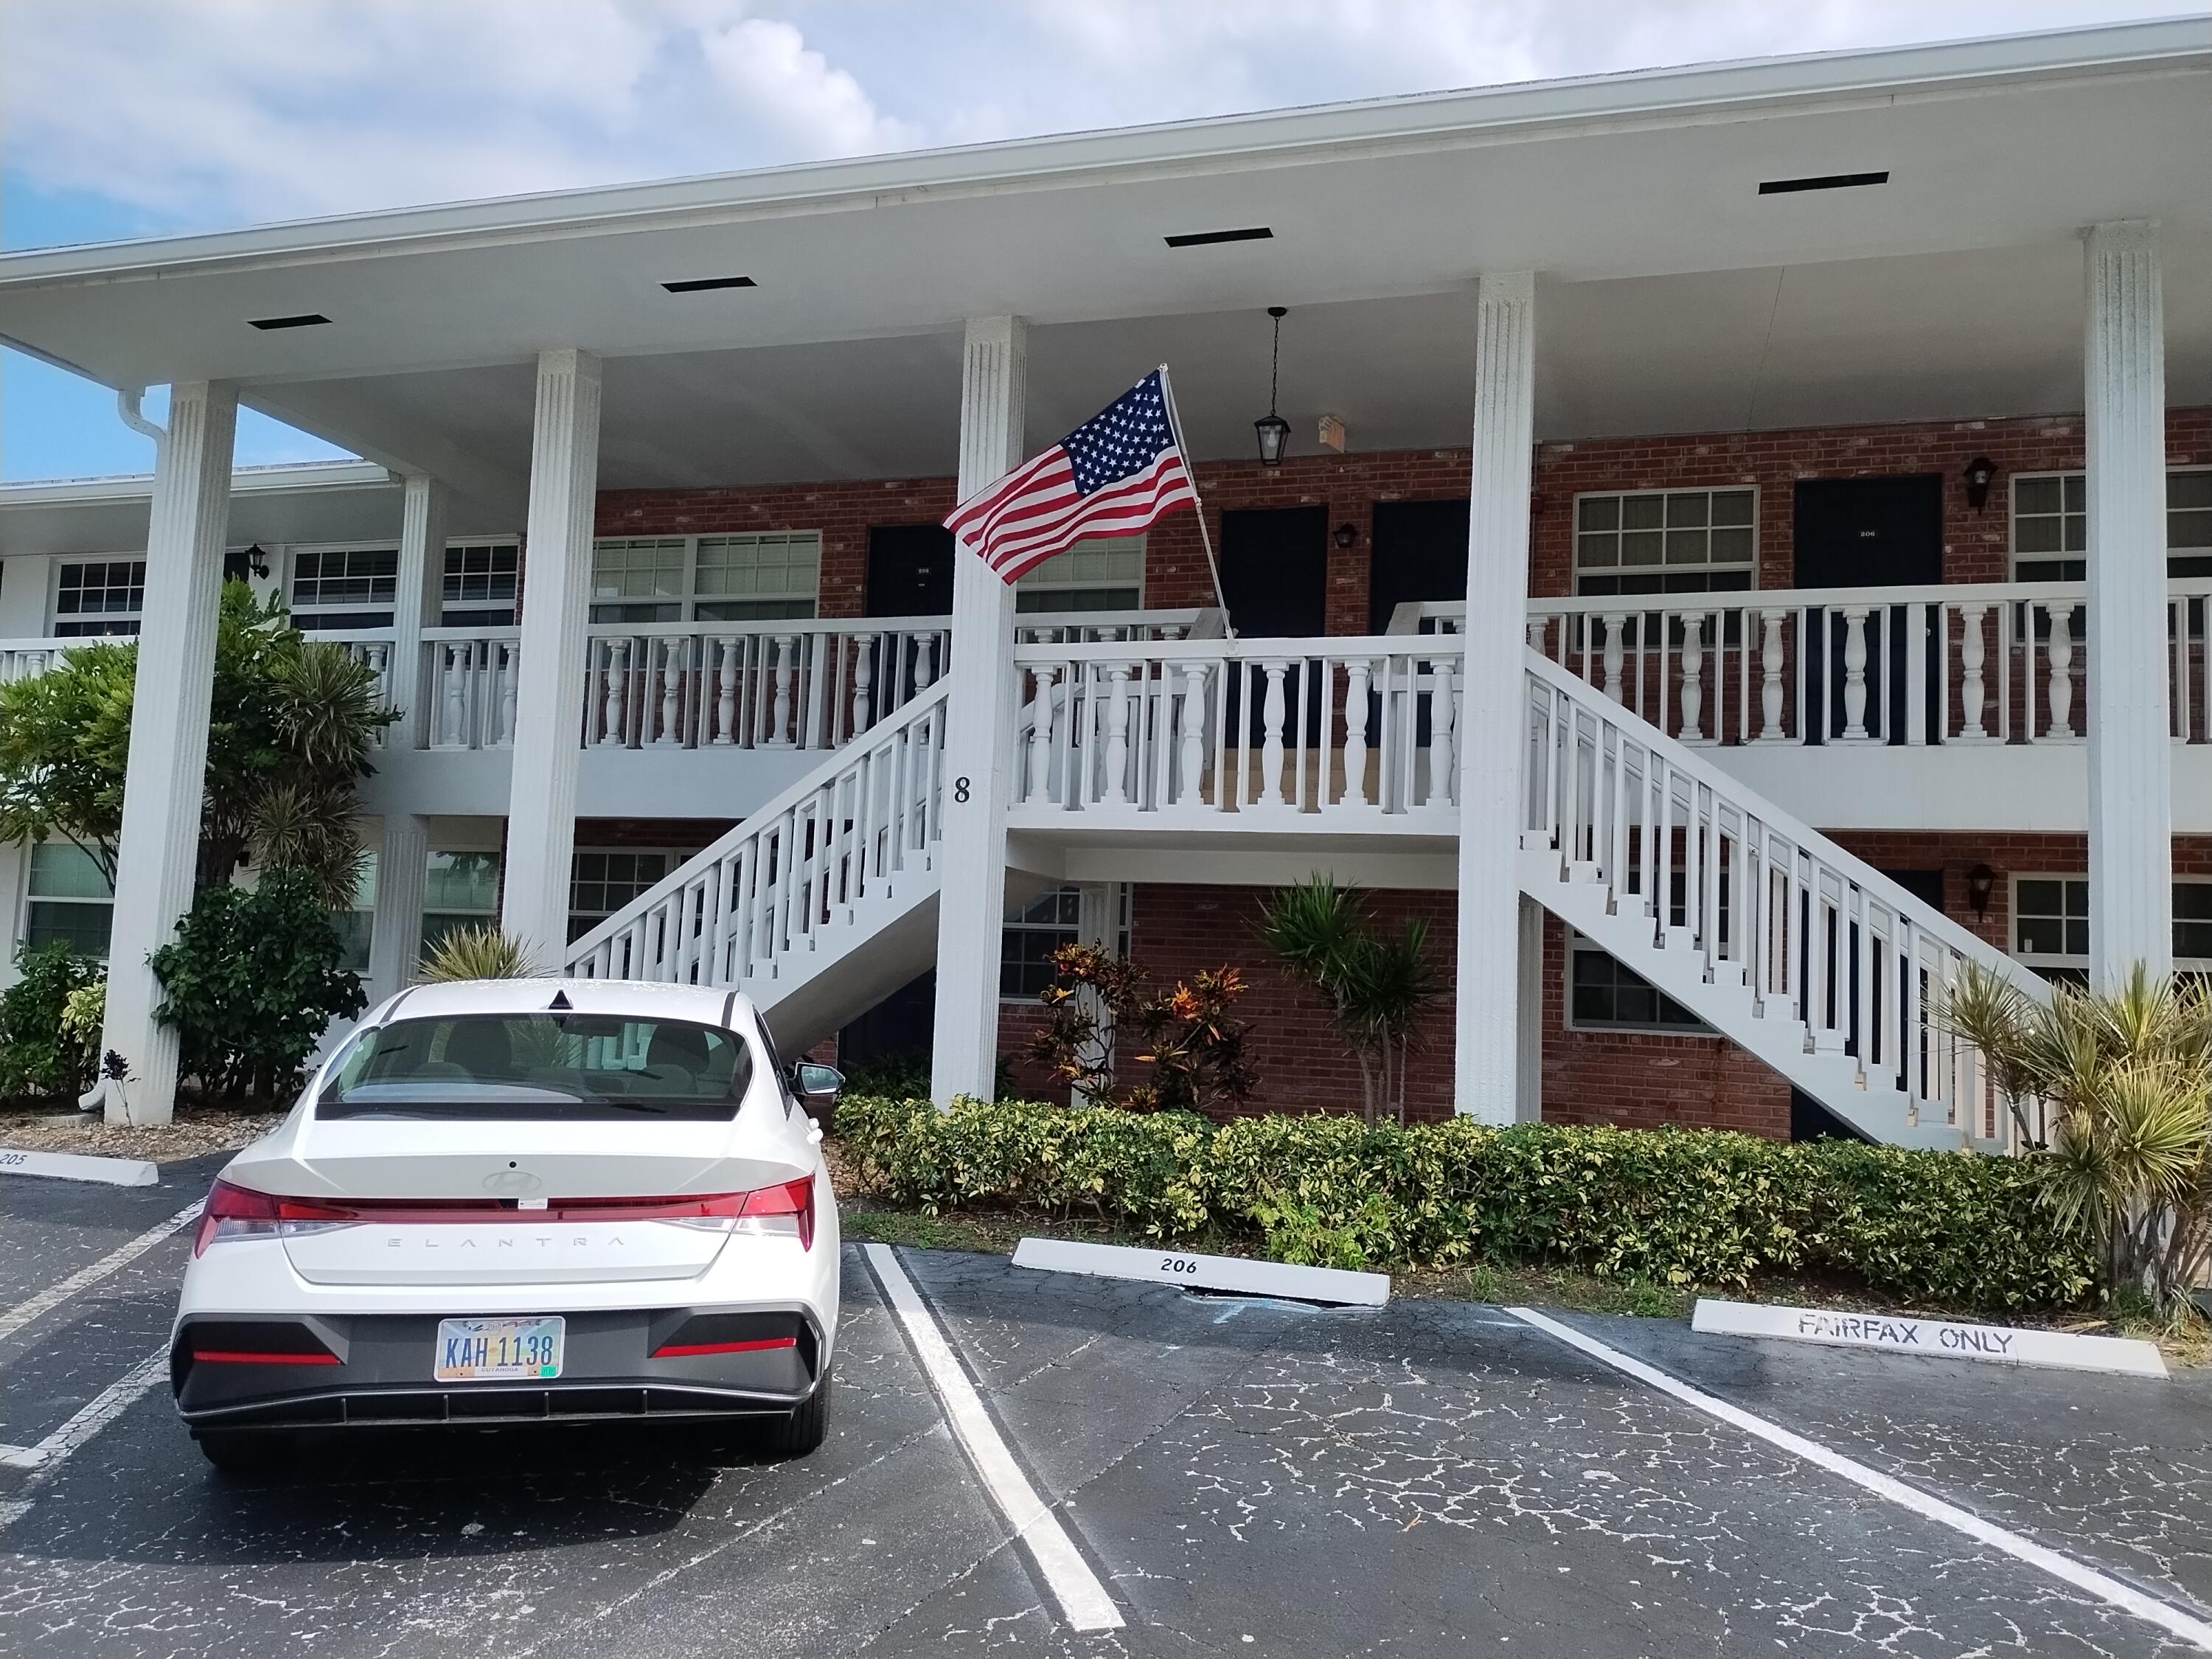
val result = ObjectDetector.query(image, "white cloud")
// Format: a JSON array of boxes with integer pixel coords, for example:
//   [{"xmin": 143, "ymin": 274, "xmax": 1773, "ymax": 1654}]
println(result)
[
  {"xmin": 698, "ymin": 16, "xmax": 914, "ymax": 157},
  {"xmin": 0, "ymin": 0, "xmax": 2194, "ymax": 235}
]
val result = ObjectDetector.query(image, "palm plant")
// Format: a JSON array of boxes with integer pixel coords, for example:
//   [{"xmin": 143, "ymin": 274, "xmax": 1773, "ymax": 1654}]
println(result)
[
  {"xmin": 1257, "ymin": 875, "xmax": 1441, "ymax": 1125},
  {"xmin": 1944, "ymin": 961, "xmax": 2212, "ymax": 1310}
]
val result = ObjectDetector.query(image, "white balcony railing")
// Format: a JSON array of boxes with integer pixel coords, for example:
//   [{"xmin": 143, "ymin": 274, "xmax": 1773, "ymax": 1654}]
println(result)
[
  {"xmin": 1009, "ymin": 631, "xmax": 1461, "ymax": 821},
  {"xmin": 1398, "ymin": 580, "xmax": 2212, "ymax": 747}
]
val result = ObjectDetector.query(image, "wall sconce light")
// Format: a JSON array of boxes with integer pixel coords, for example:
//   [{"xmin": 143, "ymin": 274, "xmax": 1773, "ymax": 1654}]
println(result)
[
  {"xmin": 1962, "ymin": 456, "xmax": 1997, "ymax": 512},
  {"xmin": 222, "ymin": 543, "xmax": 273, "ymax": 583},
  {"xmin": 1332, "ymin": 523, "xmax": 1357, "ymax": 550},
  {"xmin": 1966, "ymin": 862, "xmax": 1997, "ymax": 921},
  {"xmin": 1253, "ymin": 306, "xmax": 1290, "ymax": 467}
]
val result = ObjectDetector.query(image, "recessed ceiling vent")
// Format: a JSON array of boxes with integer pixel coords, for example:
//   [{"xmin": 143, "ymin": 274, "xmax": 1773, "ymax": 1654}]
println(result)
[
  {"xmin": 662, "ymin": 275, "xmax": 757, "ymax": 293},
  {"xmin": 1757, "ymin": 171, "xmax": 1889, "ymax": 196},
  {"xmin": 247, "ymin": 313, "xmax": 332, "ymax": 330},
  {"xmin": 1163, "ymin": 226, "xmax": 1273, "ymax": 248}
]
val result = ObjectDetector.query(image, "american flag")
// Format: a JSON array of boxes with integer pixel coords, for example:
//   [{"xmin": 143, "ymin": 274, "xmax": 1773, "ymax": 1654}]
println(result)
[{"xmin": 944, "ymin": 367, "xmax": 1197, "ymax": 582}]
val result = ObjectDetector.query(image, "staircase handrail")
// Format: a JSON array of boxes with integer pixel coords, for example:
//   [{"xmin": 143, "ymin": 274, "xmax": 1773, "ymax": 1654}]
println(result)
[
  {"xmin": 1525, "ymin": 649, "xmax": 2051, "ymax": 1004},
  {"xmin": 561, "ymin": 677, "xmax": 950, "ymax": 974}
]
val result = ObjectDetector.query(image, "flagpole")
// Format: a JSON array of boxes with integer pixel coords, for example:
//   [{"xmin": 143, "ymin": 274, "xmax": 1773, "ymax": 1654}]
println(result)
[{"xmin": 1156, "ymin": 365, "xmax": 1235, "ymax": 639}]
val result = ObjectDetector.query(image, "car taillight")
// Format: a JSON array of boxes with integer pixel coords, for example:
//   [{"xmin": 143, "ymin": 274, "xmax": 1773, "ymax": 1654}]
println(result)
[
  {"xmin": 192, "ymin": 1179, "xmax": 353, "ymax": 1256},
  {"xmin": 661, "ymin": 1177, "xmax": 815, "ymax": 1249},
  {"xmin": 189, "ymin": 1176, "xmax": 818, "ymax": 1253}
]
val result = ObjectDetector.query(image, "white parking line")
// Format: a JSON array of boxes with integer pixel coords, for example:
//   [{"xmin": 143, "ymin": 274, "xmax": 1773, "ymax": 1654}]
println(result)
[
  {"xmin": 1507, "ymin": 1305, "xmax": 2212, "ymax": 1653},
  {"xmin": 0, "ymin": 1343, "xmax": 171, "ymax": 1504},
  {"xmin": 862, "ymin": 1243, "xmax": 1123, "ymax": 1633},
  {"xmin": 0, "ymin": 1201, "xmax": 201, "ymax": 1349}
]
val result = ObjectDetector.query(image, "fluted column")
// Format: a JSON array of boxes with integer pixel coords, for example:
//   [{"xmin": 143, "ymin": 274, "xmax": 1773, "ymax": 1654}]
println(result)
[
  {"xmin": 930, "ymin": 316, "xmax": 1028, "ymax": 1104},
  {"xmin": 391, "ymin": 473, "xmax": 448, "ymax": 746},
  {"xmin": 2084, "ymin": 221, "xmax": 2171, "ymax": 989},
  {"xmin": 1456, "ymin": 272, "xmax": 1534, "ymax": 1123},
  {"xmin": 96, "ymin": 380, "xmax": 238, "ymax": 1124},
  {"xmin": 500, "ymin": 349, "xmax": 602, "ymax": 967}
]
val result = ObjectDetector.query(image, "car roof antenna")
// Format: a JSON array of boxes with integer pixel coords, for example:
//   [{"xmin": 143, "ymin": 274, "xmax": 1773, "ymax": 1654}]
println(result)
[{"xmin": 547, "ymin": 989, "xmax": 572, "ymax": 1011}]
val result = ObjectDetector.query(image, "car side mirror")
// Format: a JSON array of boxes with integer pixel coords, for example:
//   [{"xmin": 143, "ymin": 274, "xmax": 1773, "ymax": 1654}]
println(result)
[{"xmin": 793, "ymin": 1062, "xmax": 844, "ymax": 1102}]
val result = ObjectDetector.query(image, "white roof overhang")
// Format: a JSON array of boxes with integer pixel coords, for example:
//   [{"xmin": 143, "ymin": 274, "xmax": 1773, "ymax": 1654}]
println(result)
[{"xmin": 1, "ymin": 18, "xmax": 2208, "ymax": 514}]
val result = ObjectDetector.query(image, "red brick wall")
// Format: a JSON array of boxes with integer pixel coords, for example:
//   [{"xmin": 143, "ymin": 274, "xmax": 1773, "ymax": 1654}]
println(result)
[
  {"xmin": 1529, "ymin": 408, "xmax": 2212, "ymax": 598},
  {"xmin": 585, "ymin": 406, "xmax": 2210, "ymax": 623},
  {"xmin": 597, "ymin": 479, "xmax": 957, "ymax": 619}
]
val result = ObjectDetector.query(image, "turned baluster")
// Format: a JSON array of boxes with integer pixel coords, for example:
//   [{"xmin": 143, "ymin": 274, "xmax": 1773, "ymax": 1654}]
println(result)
[
  {"xmin": 1600, "ymin": 613, "xmax": 1626, "ymax": 703},
  {"xmin": 2047, "ymin": 603, "xmax": 2076, "ymax": 737},
  {"xmin": 851, "ymin": 634, "xmax": 877, "ymax": 732},
  {"xmin": 442, "ymin": 641, "xmax": 470, "ymax": 748},
  {"xmin": 1026, "ymin": 664, "xmax": 1059, "ymax": 804},
  {"xmin": 1342, "ymin": 658, "xmax": 1371, "ymax": 807},
  {"xmin": 1430, "ymin": 657, "xmax": 1457, "ymax": 805},
  {"xmin": 1678, "ymin": 615, "xmax": 1705, "ymax": 742},
  {"xmin": 599, "ymin": 639, "xmax": 630, "ymax": 745},
  {"xmin": 1101, "ymin": 663, "xmax": 1135, "ymax": 806},
  {"xmin": 1177, "ymin": 662, "xmax": 1208, "ymax": 807},
  {"xmin": 1259, "ymin": 660, "xmax": 1290, "ymax": 806},
  {"xmin": 496, "ymin": 644, "xmax": 518, "ymax": 746},
  {"xmin": 713, "ymin": 637, "xmax": 740, "ymax": 745},
  {"xmin": 655, "ymin": 636, "xmax": 684, "ymax": 745},
  {"xmin": 912, "ymin": 633, "xmax": 936, "ymax": 691},
  {"xmin": 1758, "ymin": 609, "xmax": 1786, "ymax": 740},
  {"xmin": 1958, "ymin": 603, "xmax": 1988, "ymax": 739},
  {"xmin": 768, "ymin": 634, "xmax": 798, "ymax": 745},
  {"xmin": 1840, "ymin": 608, "xmax": 1871, "ymax": 740}
]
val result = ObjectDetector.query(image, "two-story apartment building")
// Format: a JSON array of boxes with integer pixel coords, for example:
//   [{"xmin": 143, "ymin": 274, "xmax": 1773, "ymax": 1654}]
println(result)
[{"xmin": 1, "ymin": 19, "xmax": 2208, "ymax": 1138}]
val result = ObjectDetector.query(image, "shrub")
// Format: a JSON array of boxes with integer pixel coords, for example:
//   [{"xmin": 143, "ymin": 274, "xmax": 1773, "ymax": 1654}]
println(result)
[
  {"xmin": 0, "ymin": 942, "xmax": 103, "ymax": 1099},
  {"xmin": 834, "ymin": 1094, "xmax": 2096, "ymax": 1312},
  {"xmin": 1029, "ymin": 942, "xmax": 1255, "ymax": 1113},
  {"xmin": 150, "ymin": 869, "xmax": 366, "ymax": 1100},
  {"xmin": 420, "ymin": 925, "xmax": 540, "ymax": 982}
]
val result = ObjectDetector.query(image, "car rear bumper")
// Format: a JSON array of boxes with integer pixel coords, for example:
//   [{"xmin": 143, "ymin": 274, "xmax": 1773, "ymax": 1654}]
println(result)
[{"xmin": 172, "ymin": 1305, "xmax": 825, "ymax": 1428}]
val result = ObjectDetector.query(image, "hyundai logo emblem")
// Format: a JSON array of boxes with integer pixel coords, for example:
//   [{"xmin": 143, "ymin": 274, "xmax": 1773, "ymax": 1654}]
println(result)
[{"xmin": 482, "ymin": 1169, "xmax": 543, "ymax": 1197}]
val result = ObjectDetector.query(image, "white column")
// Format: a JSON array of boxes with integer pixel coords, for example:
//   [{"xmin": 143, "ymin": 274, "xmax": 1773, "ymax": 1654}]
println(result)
[
  {"xmin": 930, "ymin": 316, "xmax": 1027, "ymax": 1105},
  {"xmin": 364, "ymin": 814, "xmax": 430, "ymax": 1005},
  {"xmin": 97, "ymin": 380, "xmax": 238, "ymax": 1124},
  {"xmin": 1074, "ymin": 880, "xmax": 1119, "ymax": 1105},
  {"xmin": 2084, "ymin": 220, "xmax": 2172, "ymax": 989},
  {"xmin": 499, "ymin": 349, "xmax": 602, "ymax": 967},
  {"xmin": 1455, "ymin": 272, "xmax": 1534, "ymax": 1123},
  {"xmin": 391, "ymin": 474, "xmax": 448, "ymax": 745}
]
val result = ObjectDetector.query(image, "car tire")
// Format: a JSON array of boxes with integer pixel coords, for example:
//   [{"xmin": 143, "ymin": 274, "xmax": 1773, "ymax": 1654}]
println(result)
[
  {"xmin": 195, "ymin": 1429, "xmax": 293, "ymax": 1475},
  {"xmin": 756, "ymin": 1369, "xmax": 831, "ymax": 1458}
]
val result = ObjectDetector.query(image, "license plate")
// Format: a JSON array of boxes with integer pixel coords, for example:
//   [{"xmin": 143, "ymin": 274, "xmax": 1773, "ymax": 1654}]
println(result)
[{"xmin": 434, "ymin": 1316, "xmax": 565, "ymax": 1382}]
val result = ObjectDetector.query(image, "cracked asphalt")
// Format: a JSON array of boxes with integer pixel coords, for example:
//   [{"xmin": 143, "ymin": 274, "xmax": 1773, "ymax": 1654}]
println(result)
[{"xmin": 4, "ymin": 1167, "xmax": 2211, "ymax": 1657}]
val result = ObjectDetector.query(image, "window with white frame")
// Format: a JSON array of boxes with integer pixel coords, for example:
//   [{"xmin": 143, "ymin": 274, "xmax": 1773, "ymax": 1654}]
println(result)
[
  {"xmin": 590, "ymin": 533, "xmax": 821, "ymax": 625},
  {"xmin": 1000, "ymin": 884, "xmax": 1133, "ymax": 1001},
  {"xmin": 568, "ymin": 848, "xmax": 697, "ymax": 943},
  {"xmin": 289, "ymin": 546, "xmax": 399, "ymax": 630},
  {"xmin": 442, "ymin": 542, "xmax": 520, "ymax": 627},
  {"xmin": 1573, "ymin": 488, "xmax": 1756, "ymax": 598},
  {"xmin": 1566, "ymin": 869, "xmax": 1726, "ymax": 1032},
  {"xmin": 2011, "ymin": 469, "xmax": 2212, "ymax": 582},
  {"xmin": 2011, "ymin": 874, "xmax": 2212, "ymax": 984},
  {"xmin": 52, "ymin": 559, "xmax": 146, "ymax": 637},
  {"xmin": 420, "ymin": 850, "xmax": 501, "ymax": 957},
  {"xmin": 24, "ymin": 841, "xmax": 115, "ymax": 956},
  {"xmin": 1013, "ymin": 535, "xmax": 1144, "ymax": 614}
]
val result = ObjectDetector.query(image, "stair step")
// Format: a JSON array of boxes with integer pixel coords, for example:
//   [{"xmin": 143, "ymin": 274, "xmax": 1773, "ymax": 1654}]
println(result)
[{"xmin": 1565, "ymin": 861, "xmax": 1602, "ymax": 885}]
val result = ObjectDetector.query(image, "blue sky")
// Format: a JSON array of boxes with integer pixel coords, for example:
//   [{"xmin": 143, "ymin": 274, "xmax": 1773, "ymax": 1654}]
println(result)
[{"xmin": 2, "ymin": 0, "xmax": 2201, "ymax": 482}]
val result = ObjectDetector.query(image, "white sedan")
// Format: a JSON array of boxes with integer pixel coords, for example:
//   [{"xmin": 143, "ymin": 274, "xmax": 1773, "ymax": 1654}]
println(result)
[{"xmin": 170, "ymin": 978, "xmax": 841, "ymax": 1472}]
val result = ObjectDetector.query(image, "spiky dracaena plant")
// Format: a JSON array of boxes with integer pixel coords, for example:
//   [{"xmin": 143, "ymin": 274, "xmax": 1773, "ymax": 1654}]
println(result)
[
  {"xmin": 419, "ymin": 925, "xmax": 542, "ymax": 984},
  {"xmin": 1946, "ymin": 961, "xmax": 2212, "ymax": 1310}
]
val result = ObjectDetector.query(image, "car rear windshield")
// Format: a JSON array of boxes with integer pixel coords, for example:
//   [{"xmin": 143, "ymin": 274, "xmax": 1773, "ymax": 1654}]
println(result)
[{"xmin": 317, "ymin": 1015, "xmax": 755, "ymax": 1121}]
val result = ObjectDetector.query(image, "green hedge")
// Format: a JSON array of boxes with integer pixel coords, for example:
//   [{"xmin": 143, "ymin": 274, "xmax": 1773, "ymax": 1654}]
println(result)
[{"xmin": 836, "ymin": 1095, "xmax": 2095, "ymax": 1312}]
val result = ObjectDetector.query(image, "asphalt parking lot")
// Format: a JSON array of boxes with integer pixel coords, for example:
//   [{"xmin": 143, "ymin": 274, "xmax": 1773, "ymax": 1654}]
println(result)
[{"xmin": 4, "ymin": 1164, "xmax": 2212, "ymax": 1657}]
